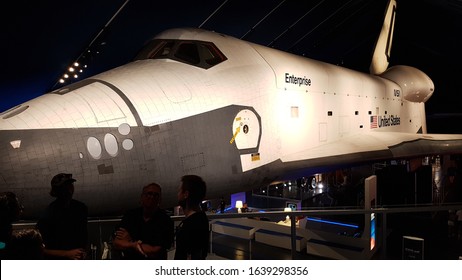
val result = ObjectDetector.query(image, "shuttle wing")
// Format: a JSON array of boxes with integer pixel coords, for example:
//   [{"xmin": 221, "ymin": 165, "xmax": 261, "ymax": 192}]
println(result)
[{"xmin": 281, "ymin": 132, "xmax": 462, "ymax": 165}]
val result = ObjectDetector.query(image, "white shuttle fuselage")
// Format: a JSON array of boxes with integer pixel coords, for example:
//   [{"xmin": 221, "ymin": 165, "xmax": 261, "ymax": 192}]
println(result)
[{"xmin": 1, "ymin": 1, "xmax": 461, "ymax": 218}]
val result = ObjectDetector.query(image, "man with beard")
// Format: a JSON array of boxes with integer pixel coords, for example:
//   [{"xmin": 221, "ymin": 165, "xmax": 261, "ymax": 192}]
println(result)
[{"xmin": 174, "ymin": 175, "xmax": 209, "ymax": 260}]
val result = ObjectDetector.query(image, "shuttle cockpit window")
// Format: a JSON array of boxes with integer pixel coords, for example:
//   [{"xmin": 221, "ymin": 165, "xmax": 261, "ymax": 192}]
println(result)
[
  {"xmin": 152, "ymin": 41, "xmax": 175, "ymax": 59},
  {"xmin": 175, "ymin": 42, "xmax": 200, "ymax": 65},
  {"xmin": 134, "ymin": 39, "xmax": 227, "ymax": 69}
]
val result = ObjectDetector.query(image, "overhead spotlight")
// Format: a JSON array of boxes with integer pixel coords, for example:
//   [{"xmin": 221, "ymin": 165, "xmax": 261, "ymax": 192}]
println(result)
[
  {"xmin": 79, "ymin": 69, "xmax": 83, "ymax": 73},
  {"xmin": 84, "ymin": 65, "xmax": 88, "ymax": 68},
  {"xmin": 74, "ymin": 62, "xmax": 79, "ymax": 67},
  {"xmin": 64, "ymin": 74, "xmax": 69, "ymax": 78},
  {"xmin": 73, "ymin": 74, "xmax": 78, "ymax": 79},
  {"xmin": 69, "ymin": 67, "xmax": 75, "ymax": 72},
  {"xmin": 59, "ymin": 79, "xmax": 65, "ymax": 84}
]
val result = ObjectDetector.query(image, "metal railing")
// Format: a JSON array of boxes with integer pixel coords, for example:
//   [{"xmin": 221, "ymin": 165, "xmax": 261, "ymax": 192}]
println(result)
[{"xmin": 12, "ymin": 203, "xmax": 462, "ymax": 260}]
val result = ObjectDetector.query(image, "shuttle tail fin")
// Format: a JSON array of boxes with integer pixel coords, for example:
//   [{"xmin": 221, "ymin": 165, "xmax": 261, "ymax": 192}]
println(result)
[{"xmin": 369, "ymin": 0, "xmax": 397, "ymax": 75}]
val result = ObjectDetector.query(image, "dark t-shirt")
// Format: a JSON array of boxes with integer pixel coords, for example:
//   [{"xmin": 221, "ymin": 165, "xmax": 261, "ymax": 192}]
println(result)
[
  {"xmin": 36, "ymin": 199, "xmax": 88, "ymax": 259},
  {"xmin": 174, "ymin": 211, "xmax": 209, "ymax": 260},
  {"xmin": 117, "ymin": 207, "xmax": 174, "ymax": 259}
]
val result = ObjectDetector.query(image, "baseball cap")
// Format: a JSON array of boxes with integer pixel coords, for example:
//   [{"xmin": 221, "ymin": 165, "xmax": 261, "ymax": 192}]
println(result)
[{"xmin": 50, "ymin": 173, "xmax": 76, "ymax": 197}]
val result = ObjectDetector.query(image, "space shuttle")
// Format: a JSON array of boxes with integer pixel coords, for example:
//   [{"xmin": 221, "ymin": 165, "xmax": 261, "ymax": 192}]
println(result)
[{"xmin": 1, "ymin": 0, "xmax": 461, "ymax": 218}]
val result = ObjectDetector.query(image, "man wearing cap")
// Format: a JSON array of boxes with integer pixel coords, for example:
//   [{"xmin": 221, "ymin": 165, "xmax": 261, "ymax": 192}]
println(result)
[{"xmin": 36, "ymin": 173, "xmax": 88, "ymax": 259}]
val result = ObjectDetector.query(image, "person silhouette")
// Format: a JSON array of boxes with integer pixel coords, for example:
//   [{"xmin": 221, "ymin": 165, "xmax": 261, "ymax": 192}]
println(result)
[
  {"xmin": 36, "ymin": 173, "xmax": 88, "ymax": 259},
  {"xmin": 113, "ymin": 183, "xmax": 174, "ymax": 259},
  {"xmin": 174, "ymin": 175, "xmax": 209, "ymax": 260},
  {"xmin": 0, "ymin": 192, "xmax": 22, "ymax": 259},
  {"xmin": 7, "ymin": 228, "xmax": 44, "ymax": 260}
]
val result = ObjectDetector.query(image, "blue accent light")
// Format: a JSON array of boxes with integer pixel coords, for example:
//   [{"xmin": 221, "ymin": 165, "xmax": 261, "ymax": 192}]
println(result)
[
  {"xmin": 306, "ymin": 217, "xmax": 359, "ymax": 229},
  {"xmin": 218, "ymin": 206, "xmax": 234, "ymax": 213}
]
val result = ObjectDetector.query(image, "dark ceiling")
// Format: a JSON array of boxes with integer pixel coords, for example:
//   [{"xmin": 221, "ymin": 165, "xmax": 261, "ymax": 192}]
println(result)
[{"xmin": 1, "ymin": 0, "xmax": 461, "ymax": 131}]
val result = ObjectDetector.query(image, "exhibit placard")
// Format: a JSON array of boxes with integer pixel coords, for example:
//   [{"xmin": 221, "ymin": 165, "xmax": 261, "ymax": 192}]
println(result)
[{"xmin": 402, "ymin": 235, "xmax": 424, "ymax": 259}]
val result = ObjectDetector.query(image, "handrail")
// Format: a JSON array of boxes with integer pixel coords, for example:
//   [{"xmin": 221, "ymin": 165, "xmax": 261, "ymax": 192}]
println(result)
[
  {"xmin": 12, "ymin": 203, "xmax": 462, "ymax": 226},
  {"xmin": 198, "ymin": 203, "xmax": 462, "ymax": 221}
]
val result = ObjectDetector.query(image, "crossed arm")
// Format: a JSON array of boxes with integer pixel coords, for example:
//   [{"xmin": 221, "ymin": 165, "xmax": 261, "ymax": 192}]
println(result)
[{"xmin": 112, "ymin": 227, "xmax": 164, "ymax": 258}]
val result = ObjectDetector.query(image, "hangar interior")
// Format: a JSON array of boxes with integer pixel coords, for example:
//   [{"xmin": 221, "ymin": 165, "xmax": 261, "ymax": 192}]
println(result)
[{"xmin": 5, "ymin": 0, "xmax": 462, "ymax": 260}]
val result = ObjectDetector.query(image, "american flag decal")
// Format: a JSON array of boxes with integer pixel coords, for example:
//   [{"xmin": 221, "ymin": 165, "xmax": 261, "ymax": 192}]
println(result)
[{"xmin": 370, "ymin": 116, "xmax": 378, "ymax": 128}]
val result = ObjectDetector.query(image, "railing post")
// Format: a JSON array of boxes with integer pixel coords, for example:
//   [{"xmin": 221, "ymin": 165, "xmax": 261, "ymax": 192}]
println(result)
[
  {"xmin": 381, "ymin": 213, "xmax": 387, "ymax": 259},
  {"xmin": 209, "ymin": 222, "xmax": 213, "ymax": 254},
  {"xmin": 291, "ymin": 214, "xmax": 296, "ymax": 259}
]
